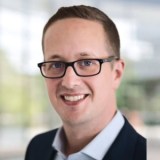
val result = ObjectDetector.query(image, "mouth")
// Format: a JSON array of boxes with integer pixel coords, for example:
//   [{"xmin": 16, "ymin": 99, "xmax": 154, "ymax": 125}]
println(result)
[{"xmin": 61, "ymin": 94, "xmax": 88, "ymax": 102}]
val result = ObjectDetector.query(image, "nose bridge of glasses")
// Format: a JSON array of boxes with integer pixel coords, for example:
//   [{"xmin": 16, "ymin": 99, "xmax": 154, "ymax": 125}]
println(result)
[{"xmin": 65, "ymin": 61, "xmax": 77, "ymax": 75}]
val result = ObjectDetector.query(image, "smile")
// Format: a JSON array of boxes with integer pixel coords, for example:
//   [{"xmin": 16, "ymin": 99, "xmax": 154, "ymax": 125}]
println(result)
[
  {"xmin": 61, "ymin": 94, "xmax": 89, "ymax": 102},
  {"xmin": 64, "ymin": 95, "xmax": 85, "ymax": 102}
]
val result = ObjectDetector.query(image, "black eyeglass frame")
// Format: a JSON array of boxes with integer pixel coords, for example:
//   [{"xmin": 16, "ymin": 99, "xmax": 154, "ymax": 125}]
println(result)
[{"xmin": 37, "ymin": 56, "xmax": 119, "ymax": 79}]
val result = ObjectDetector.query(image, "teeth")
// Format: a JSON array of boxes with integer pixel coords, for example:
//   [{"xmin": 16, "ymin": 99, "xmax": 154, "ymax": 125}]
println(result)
[{"xmin": 64, "ymin": 95, "xmax": 85, "ymax": 102}]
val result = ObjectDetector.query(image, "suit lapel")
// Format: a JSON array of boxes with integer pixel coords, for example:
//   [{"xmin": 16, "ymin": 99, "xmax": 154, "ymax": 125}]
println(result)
[
  {"xmin": 46, "ymin": 130, "xmax": 58, "ymax": 160},
  {"xmin": 48, "ymin": 148, "xmax": 57, "ymax": 160},
  {"xmin": 102, "ymin": 118, "xmax": 138, "ymax": 160}
]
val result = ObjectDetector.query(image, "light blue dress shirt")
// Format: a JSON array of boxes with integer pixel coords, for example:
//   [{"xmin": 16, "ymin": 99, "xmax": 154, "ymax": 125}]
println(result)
[{"xmin": 52, "ymin": 111, "xmax": 124, "ymax": 160}]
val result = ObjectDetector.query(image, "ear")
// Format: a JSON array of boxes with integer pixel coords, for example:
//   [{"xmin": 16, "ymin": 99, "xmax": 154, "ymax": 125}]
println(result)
[{"xmin": 112, "ymin": 59, "xmax": 125, "ymax": 90}]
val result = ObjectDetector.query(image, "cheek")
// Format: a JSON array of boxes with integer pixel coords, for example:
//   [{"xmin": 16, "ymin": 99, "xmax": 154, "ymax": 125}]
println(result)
[
  {"xmin": 96, "ymin": 75, "xmax": 115, "ymax": 100},
  {"xmin": 98, "ymin": 70, "xmax": 113, "ymax": 87},
  {"xmin": 89, "ymin": 74, "xmax": 113, "ymax": 97}
]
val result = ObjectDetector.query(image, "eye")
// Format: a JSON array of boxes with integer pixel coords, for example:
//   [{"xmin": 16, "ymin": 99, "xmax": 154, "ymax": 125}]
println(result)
[
  {"xmin": 50, "ymin": 61, "xmax": 64, "ymax": 69},
  {"xmin": 79, "ymin": 60, "xmax": 94, "ymax": 67}
]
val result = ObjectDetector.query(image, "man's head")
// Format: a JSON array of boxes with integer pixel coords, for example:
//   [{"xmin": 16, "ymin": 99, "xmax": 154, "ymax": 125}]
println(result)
[
  {"xmin": 42, "ymin": 5, "xmax": 120, "ymax": 58},
  {"xmin": 40, "ymin": 5, "xmax": 124, "ymax": 128}
]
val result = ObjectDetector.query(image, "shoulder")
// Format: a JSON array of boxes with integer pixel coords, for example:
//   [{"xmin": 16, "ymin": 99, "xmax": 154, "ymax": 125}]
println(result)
[
  {"xmin": 125, "ymin": 118, "xmax": 146, "ymax": 160},
  {"xmin": 104, "ymin": 118, "xmax": 146, "ymax": 160},
  {"xmin": 118, "ymin": 118, "xmax": 147, "ymax": 159},
  {"xmin": 124, "ymin": 117, "xmax": 146, "ymax": 143},
  {"xmin": 30, "ymin": 129, "xmax": 58, "ymax": 145},
  {"xmin": 25, "ymin": 129, "xmax": 58, "ymax": 160},
  {"xmin": 121, "ymin": 117, "xmax": 146, "ymax": 149},
  {"xmin": 124, "ymin": 119, "xmax": 146, "ymax": 159}
]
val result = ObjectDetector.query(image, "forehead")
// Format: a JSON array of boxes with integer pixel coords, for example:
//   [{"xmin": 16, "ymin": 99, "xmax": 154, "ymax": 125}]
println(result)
[
  {"xmin": 43, "ymin": 18, "xmax": 111, "ymax": 60},
  {"xmin": 44, "ymin": 18, "xmax": 106, "ymax": 41}
]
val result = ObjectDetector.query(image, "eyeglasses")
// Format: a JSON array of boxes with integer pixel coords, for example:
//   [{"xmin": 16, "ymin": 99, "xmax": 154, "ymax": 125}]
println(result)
[{"xmin": 37, "ymin": 56, "xmax": 119, "ymax": 79}]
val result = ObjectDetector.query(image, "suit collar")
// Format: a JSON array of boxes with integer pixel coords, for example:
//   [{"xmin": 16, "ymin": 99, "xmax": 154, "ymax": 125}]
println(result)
[{"xmin": 102, "ymin": 118, "xmax": 138, "ymax": 160}]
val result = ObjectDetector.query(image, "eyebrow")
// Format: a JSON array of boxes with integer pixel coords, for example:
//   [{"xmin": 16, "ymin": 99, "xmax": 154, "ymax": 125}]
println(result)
[
  {"xmin": 79, "ymin": 52, "xmax": 91, "ymax": 57},
  {"xmin": 47, "ymin": 55, "xmax": 62, "ymax": 60}
]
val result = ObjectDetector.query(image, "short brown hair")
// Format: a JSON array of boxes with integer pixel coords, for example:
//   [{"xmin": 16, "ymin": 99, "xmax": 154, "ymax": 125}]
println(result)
[{"xmin": 42, "ymin": 5, "xmax": 120, "ymax": 58}]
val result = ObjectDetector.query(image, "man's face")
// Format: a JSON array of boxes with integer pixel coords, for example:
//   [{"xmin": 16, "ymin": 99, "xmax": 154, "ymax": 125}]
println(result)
[{"xmin": 43, "ymin": 18, "xmax": 124, "ymax": 127}]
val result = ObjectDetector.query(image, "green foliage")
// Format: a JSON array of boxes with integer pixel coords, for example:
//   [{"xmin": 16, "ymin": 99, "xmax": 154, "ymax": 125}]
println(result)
[
  {"xmin": 0, "ymin": 51, "xmax": 49, "ymax": 127},
  {"xmin": 117, "ymin": 58, "xmax": 160, "ymax": 112}
]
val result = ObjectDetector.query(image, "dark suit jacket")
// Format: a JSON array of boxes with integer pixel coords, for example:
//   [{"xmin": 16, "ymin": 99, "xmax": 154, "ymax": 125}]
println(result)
[{"xmin": 25, "ymin": 118, "xmax": 146, "ymax": 160}]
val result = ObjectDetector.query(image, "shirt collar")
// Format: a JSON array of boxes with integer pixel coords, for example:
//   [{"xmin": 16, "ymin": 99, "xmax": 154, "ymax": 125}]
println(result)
[
  {"xmin": 52, "ymin": 127, "xmax": 66, "ymax": 154},
  {"xmin": 52, "ymin": 111, "xmax": 124, "ymax": 160},
  {"xmin": 81, "ymin": 111, "xmax": 124, "ymax": 160}
]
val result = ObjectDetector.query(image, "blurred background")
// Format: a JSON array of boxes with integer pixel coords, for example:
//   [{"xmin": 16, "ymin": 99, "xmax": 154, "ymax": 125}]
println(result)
[{"xmin": 0, "ymin": 0, "xmax": 159, "ymax": 159}]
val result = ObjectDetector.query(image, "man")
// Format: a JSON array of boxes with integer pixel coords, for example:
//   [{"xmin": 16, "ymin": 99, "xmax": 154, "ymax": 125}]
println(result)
[{"xmin": 25, "ymin": 5, "xmax": 146, "ymax": 160}]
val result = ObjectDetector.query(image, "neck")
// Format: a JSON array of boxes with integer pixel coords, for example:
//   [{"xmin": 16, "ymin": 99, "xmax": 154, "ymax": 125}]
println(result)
[
  {"xmin": 63, "ymin": 109, "xmax": 117, "ymax": 155},
  {"xmin": 66, "ymin": 132, "xmax": 96, "ymax": 155}
]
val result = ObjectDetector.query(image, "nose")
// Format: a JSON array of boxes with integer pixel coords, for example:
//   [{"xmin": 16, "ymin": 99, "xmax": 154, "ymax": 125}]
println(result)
[{"xmin": 61, "ymin": 66, "xmax": 80, "ymax": 88}]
